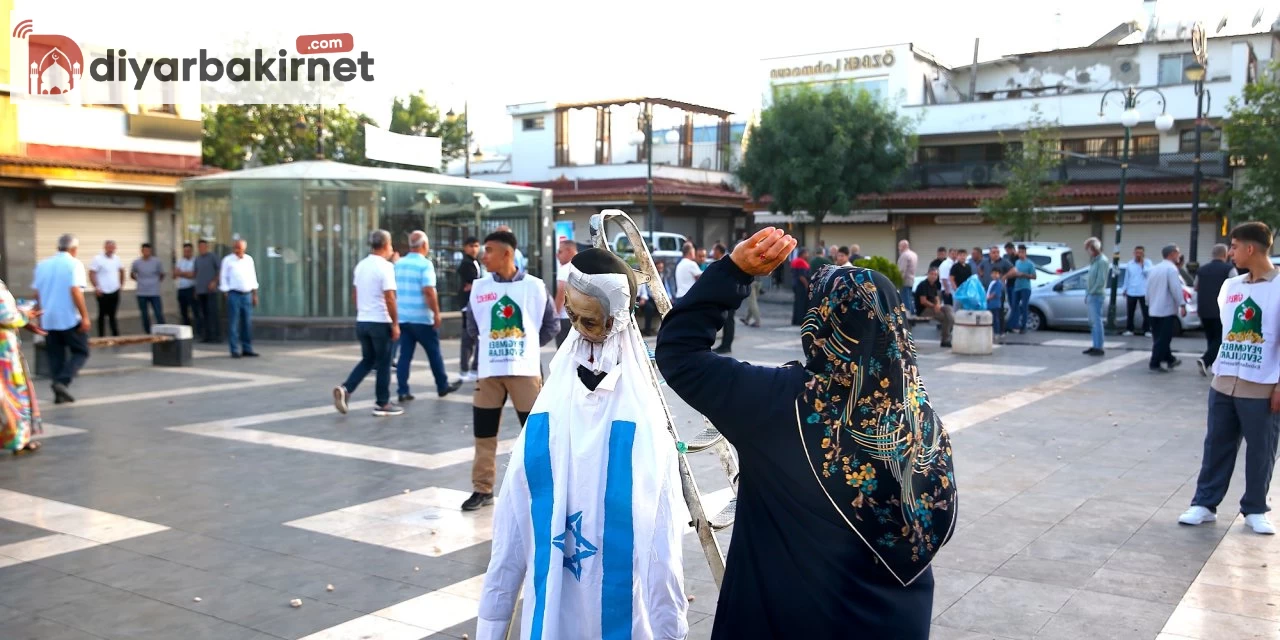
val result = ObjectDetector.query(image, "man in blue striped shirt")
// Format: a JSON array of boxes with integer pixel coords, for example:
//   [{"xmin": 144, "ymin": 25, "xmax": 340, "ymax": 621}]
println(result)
[{"xmin": 395, "ymin": 231, "xmax": 462, "ymax": 402}]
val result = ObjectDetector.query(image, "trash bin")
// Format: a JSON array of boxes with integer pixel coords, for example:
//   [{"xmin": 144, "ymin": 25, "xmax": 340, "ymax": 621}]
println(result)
[
  {"xmin": 151, "ymin": 324, "xmax": 194, "ymax": 367},
  {"xmin": 952, "ymin": 310, "xmax": 993, "ymax": 355}
]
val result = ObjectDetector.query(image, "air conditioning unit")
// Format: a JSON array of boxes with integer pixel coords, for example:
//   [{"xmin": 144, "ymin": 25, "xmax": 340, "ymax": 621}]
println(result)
[{"xmin": 968, "ymin": 165, "xmax": 991, "ymax": 184}]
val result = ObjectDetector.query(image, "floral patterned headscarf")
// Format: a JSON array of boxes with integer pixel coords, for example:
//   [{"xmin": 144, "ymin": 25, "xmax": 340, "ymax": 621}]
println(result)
[{"xmin": 796, "ymin": 265, "xmax": 957, "ymax": 586}]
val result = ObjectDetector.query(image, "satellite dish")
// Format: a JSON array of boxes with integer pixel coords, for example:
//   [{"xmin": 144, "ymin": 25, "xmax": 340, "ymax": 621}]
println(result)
[{"xmin": 1253, "ymin": 8, "xmax": 1264, "ymax": 27}]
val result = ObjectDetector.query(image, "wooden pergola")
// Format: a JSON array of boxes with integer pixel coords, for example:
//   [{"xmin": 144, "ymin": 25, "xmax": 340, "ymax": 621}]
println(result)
[{"xmin": 551, "ymin": 97, "xmax": 734, "ymax": 171}]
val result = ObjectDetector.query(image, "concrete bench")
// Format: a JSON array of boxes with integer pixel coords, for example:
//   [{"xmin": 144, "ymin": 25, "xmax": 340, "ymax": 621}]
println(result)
[{"xmin": 34, "ymin": 324, "xmax": 193, "ymax": 377}]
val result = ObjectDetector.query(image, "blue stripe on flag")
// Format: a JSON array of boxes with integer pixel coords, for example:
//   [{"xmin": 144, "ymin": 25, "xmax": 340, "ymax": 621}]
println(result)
[
  {"xmin": 525, "ymin": 412, "xmax": 553, "ymax": 640},
  {"xmin": 602, "ymin": 420, "xmax": 636, "ymax": 640}
]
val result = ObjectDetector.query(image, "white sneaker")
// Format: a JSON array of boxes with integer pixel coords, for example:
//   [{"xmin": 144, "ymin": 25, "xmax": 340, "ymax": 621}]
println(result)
[
  {"xmin": 1245, "ymin": 514, "xmax": 1277, "ymax": 535},
  {"xmin": 1196, "ymin": 358, "xmax": 1208, "ymax": 377},
  {"xmin": 332, "ymin": 385, "xmax": 349, "ymax": 415},
  {"xmin": 1122, "ymin": 331, "xmax": 1134, "ymax": 336},
  {"xmin": 1178, "ymin": 506, "xmax": 1217, "ymax": 526},
  {"xmin": 461, "ymin": 371, "xmax": 478, "ymax": 382}
]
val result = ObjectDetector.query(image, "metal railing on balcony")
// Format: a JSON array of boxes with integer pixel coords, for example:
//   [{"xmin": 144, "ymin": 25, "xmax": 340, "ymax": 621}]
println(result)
[{"xmin": 893, "ymin": 151, "xmax": 1230, "ymax": 190}]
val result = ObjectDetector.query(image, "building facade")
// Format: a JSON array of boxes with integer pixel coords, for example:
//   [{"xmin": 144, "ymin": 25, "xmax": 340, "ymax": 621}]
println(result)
[
  {"xmin": 758, "ymin": 7, "xmax": 1280, "ymax": 266},
  {"xmin": 449, "ymin": 97, "xmax": 749, "ymax": 250},
  {"xmin": 0, "ymin": 2, "xmax": 210, "ymax": 331}
]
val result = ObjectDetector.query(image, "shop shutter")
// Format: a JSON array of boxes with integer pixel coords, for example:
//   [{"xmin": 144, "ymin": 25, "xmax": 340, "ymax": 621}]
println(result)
[{"xmin": 34, "ymin": 209, "xmax": 148, "ymax": 291}]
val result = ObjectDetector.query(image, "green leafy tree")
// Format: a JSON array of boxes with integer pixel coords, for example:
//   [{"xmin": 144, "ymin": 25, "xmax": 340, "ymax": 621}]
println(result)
[
  {"xmin": 375, "ymin": 91, "xmax": 469, "ymax": 170},
  {"xmin": 202, "ymin": 104, "xmax": 373, "ymax": 169},
  {"xmin": 1223, "ymin": 61, "xmax": 1280, "ymax": 229},
  {"xmin": 201, "ymin": 91, "xmax": 465, "ymax": 171},
  {"xmin": 980, "ymin": 111, "xmax": 1062, "ymax": 241},
  {"xmin": 737, "ymin": 87, "xmax": 912, "ymax": 244}
]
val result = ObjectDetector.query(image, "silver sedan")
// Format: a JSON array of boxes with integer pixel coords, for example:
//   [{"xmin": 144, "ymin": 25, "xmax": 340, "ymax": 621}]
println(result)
[{"xmin": 1026, "ymin": 266, "xmax": 1201, "ymax": 333}]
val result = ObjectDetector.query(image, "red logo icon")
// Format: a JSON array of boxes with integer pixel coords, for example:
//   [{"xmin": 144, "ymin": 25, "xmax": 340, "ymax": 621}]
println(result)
[
  {"xmin": 1227, "ymin": 293, "xmax": 1245, "ymax": 304},
  {"xmin": 12, "ymin": 19, "xmax": 85, "ymax": 96}
]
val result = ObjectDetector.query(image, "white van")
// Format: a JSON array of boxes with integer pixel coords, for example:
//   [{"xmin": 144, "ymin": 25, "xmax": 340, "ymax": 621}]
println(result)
[
  {"xmin": 613, "ymin": 231, "xmax": 689, "ymax": 261},
  {"xmin": 1022, "ymin": 242, "xmax": 1076, "ymax": 275}
]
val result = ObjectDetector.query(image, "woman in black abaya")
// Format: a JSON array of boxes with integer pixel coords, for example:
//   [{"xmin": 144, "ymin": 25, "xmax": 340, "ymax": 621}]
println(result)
[{"xmin": 656, "ymin": 227, "xmax": 957, "ymax": 639}]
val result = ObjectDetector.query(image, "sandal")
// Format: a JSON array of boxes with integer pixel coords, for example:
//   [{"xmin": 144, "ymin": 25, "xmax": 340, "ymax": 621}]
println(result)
[{"xmin": 12, "ymin": 441, "xmax": 41, "ymax": 456}]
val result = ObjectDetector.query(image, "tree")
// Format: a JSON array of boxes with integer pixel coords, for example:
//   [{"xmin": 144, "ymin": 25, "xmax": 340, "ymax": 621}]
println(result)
[
  {"xmin": 375, "ymin": 91, "xmax": 469, "ymax": 170},
  {"xmin": 979, "ymin": 111, "xmax": 1062, "ymax": 241},
  {"xmin": 201, "ymin": 91, "xmax": 465, "ymax": 171},
  {"xmin": 1223, "ymin": 61, "xmax": 1280, "ymax": 230},
  {"xmin": 202, "ymin": 104, "xmax": 374, "ymax": 170},
  {"xmin": 737, "ymin": 87, "xmax": 912, "ymax": 244}
]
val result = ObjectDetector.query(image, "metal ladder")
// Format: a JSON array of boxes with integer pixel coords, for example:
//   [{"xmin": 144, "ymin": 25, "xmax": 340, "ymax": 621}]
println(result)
[{"xmin": 588, "ymin": 210, "xmax": 740, "ymax": 587}]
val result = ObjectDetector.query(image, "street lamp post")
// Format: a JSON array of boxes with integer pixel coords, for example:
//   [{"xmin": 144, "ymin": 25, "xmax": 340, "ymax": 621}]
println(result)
[
  {"xmin": 1098, "ymin": 86, "xmax": 1174, "ymax": 333},
  {"xmin": 446, "ymin": 102, "xmax": 473, "ymax": 178},
  {"xmin": 630, "ymin": 107, "xmax": 680, "ymax": 248},
  {"xmin": 1184, "ymin": 61, "xmax": 1212, "ymax": 268}
]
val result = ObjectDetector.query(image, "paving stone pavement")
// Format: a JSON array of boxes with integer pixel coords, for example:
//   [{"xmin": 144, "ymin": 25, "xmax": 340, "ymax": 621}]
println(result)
[{"xmin": 0, "ymin": 303, "xmax": 1276, "ymax": 640}]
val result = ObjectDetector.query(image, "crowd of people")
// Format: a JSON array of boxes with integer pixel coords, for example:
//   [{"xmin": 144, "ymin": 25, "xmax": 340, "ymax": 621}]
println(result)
[
  {"xmin": 3, "ymin": 219, "xmax": 1276, "ymax": 637},
  {"xmin": 0, "ymin": 233, "xmax": 265, "ymax": 454}
]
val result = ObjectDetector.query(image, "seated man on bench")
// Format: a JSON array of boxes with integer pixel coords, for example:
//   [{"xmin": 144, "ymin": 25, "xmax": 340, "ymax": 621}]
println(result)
[{"xmin": 915, "ymin": 266, "xmax": 955, "ymax": 348}]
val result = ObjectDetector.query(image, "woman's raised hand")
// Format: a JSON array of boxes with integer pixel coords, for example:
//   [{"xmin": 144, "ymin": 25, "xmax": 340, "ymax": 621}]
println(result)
[{"xmin": 730, "ymin": 227, "xmax": 797, "ymax": 277}]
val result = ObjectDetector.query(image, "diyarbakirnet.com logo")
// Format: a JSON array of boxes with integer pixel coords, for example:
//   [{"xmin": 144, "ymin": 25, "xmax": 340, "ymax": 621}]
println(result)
[{"xmin": 10, "ymin": 17, "xmax": 376, "ymax": 105}]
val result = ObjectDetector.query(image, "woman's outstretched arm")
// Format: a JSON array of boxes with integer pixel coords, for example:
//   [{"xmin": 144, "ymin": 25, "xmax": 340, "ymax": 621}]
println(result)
[{"xmin": 656, "ymin": 230, "xmax": 804, "ymax": 441}]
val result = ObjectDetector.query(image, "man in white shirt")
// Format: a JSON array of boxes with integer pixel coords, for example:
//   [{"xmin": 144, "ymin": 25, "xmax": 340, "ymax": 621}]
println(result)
[
  {"xmin": 175, "ymin": 242, "xmax": 199, "ymax": 336},
  {"xmin": 1147, "ymin": 244, "xmax": 1188, "ymax": 372},
  {"xmin": 1122, "ymin": 246, "xmax": 1154, "ymax": 336},
  {"xmin": 88, "ymin": 240, "xmax": 124, "ymax": 337},
  {"xmin": 675, "ymin": 242, "xmax": 701, "ymax": 301},
  {"xmin": 1180, "ymin": 222, "xmax": 1280, "ymax": 535},
  {"xmin": 938, "ymin": 250, "xmax": 956, "ymax": 303},
  {"xmin": 219, "ymin": 239, "xmax": 260, "ymax": 358},
  {"xmin": 333, "ymin": 230, "xmax": 402, "ymax": 417},
  {"xmin": 553, "ymin": 239, "xmax": 579, "ymax": 347}
]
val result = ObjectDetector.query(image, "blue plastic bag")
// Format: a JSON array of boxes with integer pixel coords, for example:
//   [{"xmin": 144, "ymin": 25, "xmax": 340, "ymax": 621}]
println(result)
[{"xmin": 955, "ymin": 275, "xmax": 986, "ymax": 311}]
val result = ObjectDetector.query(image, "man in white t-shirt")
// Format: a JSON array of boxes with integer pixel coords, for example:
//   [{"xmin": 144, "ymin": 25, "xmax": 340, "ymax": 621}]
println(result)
[
  {"xmin": 675, "ymin": 242, "xmax": 701, "ymax": 300},
  {"xmin": 88, "ymin": 240, "xmax": 124, "ymax": 337},
  {"xmin": 333, "ymin": 229, "xmax": 402, "ymax": 417},
  {"xmin": 553, "ymin": 238, "xmax": 579, "ymax": 347},
  {"xmin": 1179, "ymin": 222, "xmax": 1280, "ymax": 535}
]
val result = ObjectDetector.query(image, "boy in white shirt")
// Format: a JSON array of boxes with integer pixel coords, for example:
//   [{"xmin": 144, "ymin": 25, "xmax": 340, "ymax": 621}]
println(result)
[{"xmin": 1179, "ymin": 222, "xmax": 1280, "ymax": 535}]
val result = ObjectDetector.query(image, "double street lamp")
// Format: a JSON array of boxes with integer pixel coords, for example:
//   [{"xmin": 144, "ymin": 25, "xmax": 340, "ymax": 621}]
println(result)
[
  {"xmin": 1098, "ymin": 86, "xmax": 1175, "ymax": 333},
  {"xmin": 1184, "ymin": 60, "xmax": 1212, "ymax": 268},
  {"xmin": 629, "ymin": 109, "xmax": 680, "ymax": 248}
]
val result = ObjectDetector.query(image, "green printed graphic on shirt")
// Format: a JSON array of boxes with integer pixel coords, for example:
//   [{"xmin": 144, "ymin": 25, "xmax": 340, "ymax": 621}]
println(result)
[
  {"xmin": 1228, "ymin": 297, "xmax": 1264, "ymax": 344},
  {"xmin": 1221, "ymin": 296, "xmax": 1266, "ymax": 368},
  {"xmin": 488, "ymin": 294, "xmax": 527, "ymax": 359}
]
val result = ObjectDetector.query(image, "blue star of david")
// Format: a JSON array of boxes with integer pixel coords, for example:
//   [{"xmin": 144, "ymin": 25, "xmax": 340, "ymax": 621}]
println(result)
[{"xmin": 552, "ymin": 511, "xmax": 598, "ymax": 581}]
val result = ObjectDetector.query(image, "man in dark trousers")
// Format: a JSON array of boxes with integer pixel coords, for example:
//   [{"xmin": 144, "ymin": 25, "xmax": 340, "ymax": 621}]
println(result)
[
  {"xmin": 790, "ymin": 248, "xmax": 811, "ymax": 326},
  {"xmin": 193, "ymin": 240, "xmax": 221, "ymax": 343},
  {"xmin": 457, "ymin": 237, "xmax": 481, "ymax": 382},
  {"xmin": 711, "ymin": 243, "xmax": 734, "ymax": 353},
  {"xmin": 1194, "ymin": 243, "xmax": 1238, "ymax": 377}
]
